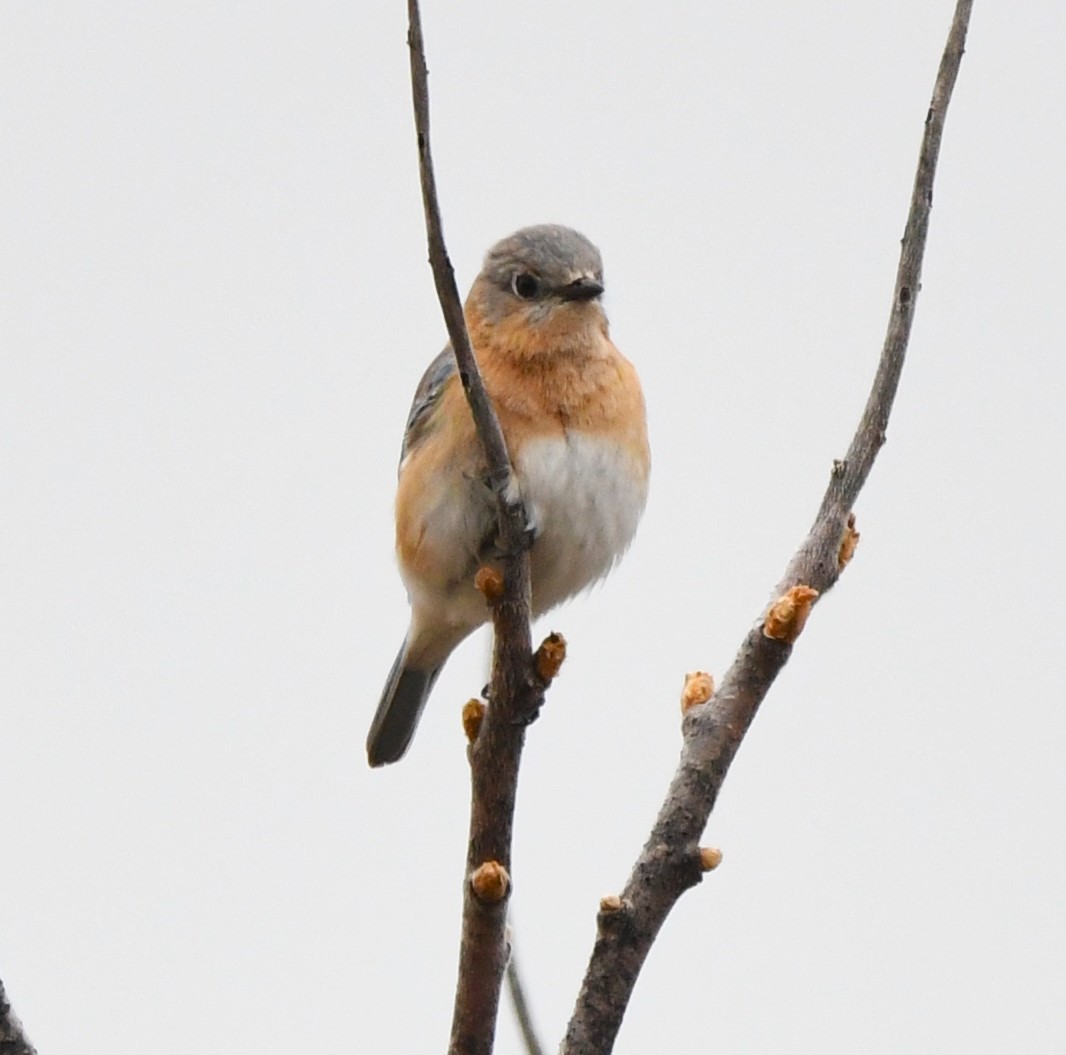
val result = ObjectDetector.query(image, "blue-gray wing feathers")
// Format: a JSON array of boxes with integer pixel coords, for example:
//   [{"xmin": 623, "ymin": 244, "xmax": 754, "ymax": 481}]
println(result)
[{"xmin": 400, "ymin": 347, "xmax": 456, "ymax": 470}]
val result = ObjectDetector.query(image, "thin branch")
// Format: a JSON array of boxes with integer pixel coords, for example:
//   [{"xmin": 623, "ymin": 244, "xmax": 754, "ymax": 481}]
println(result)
[
  {"xmin": 406, "ymin": 0, "xmax": 517, "ymax": 521},
  {"xmin": 0, "ymin": 977, "xmax": 37, "ymax": 1055},
  {"xmin": 506, "ymin": 936, "xmax": 547, "ymax": 1055},
  {"xmin": 406, "ymin": 3, "xmax": 539, "ymax": 1054},
  {"xmin": 561, "ymin": 3, "xmax": 974, "ymax": 1052}
]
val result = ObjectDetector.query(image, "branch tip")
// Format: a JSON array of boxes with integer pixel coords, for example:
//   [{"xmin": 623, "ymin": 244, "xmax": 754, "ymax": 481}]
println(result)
[
  {"xmin": 598, "ymin": 894, "xmax": 624, "ymax": 914},
  {"xmin": 763, "ymin": 585, "xmax": 820, "ymax": 643},
  {"xmin": 470, "ymin": 861, "xmax": 511, "ymax": 904},
  {"xmin": 534, "ymin": 632, "xmax": 567, "ymax": 684},
  {"xmin": 680, "ymin": 671, "xmax": 715, "ymax": 715},
  {"xmin": 462, "ymin": 698, "xmax": 486, "ymax": 745},
  {"xmin": 698, "ymin": 846, "xmax": 723, "ymax": 872}
]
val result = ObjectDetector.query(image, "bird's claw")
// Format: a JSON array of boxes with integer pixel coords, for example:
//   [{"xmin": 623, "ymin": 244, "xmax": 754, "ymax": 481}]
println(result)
[
  {"xmin": 480, "ymin": 678, "xmax": 544, "ymax": 727},
  {"xmin": 483, "ymin": 511, "xmax": 537, "ymax": 561}
]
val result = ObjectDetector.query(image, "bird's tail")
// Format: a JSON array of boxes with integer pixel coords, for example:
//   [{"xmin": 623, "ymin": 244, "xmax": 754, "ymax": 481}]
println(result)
[{"xmin": 366, "ymin": 640, "xmax": 442, "ymax": 767}]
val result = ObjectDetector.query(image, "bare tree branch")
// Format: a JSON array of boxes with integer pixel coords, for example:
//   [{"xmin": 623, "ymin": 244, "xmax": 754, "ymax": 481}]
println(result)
[
  {"xmin": 561, "ymin": 3, "xmax": 974, "ymax": 1052},
  {"xmin": 406, "ymin": 3, "xmax": 541, "ymax": 1053},
  {"xmin": 0, "ymin": 977, "xmax": 37, "ymax": 1055}
]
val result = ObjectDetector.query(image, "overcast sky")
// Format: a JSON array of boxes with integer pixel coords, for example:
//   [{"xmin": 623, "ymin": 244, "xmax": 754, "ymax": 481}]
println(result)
[{"xmin": 3, "ymin": 3, "xmax": 1064, "ymax": 1052}]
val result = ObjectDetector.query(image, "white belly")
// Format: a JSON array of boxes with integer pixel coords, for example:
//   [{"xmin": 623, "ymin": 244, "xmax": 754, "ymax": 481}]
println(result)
[{"xmin": 515, "ymin": 432, "xmax": 648, "ymax": 615}]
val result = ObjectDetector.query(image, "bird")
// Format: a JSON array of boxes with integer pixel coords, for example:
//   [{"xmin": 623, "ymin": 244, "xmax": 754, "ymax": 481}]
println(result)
[{"xmin": 367, "ymin": 224, "xmax": 650, "ymax": 766}]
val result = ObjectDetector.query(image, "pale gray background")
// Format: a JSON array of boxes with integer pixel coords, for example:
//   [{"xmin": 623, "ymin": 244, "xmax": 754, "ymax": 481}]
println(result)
[{"xmin": 2, "ymin": 3, "xmax": 1064, "ymax": 1052}]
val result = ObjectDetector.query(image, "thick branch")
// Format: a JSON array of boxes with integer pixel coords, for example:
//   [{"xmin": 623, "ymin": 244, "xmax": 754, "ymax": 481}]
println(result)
[
  {"xmin": 561, "ymin": 3, "xmax": 973, "ymax": 1052},
  {"xmin": 406, "ymin": 3, "xmax": 537, "ymax": 1054}
]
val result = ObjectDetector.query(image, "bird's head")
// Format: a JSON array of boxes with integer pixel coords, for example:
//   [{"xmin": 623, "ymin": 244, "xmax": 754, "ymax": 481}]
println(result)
[{"xmin": 467, "ymin": 224, "xmax": 608, "ymax": 357}]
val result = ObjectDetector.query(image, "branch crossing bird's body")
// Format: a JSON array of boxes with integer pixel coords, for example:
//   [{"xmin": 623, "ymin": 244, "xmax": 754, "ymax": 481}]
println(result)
[{"xmin": 367, "ymin": 224, "xmax": 650, "ymax": 766}]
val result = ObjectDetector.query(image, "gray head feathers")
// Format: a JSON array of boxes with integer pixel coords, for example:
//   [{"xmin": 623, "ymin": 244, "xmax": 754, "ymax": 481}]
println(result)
[{"xmin": 480, "ymin": 224, "xmax": 604, "ymax": 293}]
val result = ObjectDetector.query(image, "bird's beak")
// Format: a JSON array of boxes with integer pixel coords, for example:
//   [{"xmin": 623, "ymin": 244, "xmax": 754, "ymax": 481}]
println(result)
[{"xmin": 556, "ymin": 276, "xmax": 605, "ymax": 302}]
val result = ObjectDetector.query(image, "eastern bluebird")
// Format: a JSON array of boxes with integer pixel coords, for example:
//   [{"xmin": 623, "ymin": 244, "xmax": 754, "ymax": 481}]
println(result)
[{"xmin": 366, "ymin": 224, "xmax": 650, "ymax": 767}]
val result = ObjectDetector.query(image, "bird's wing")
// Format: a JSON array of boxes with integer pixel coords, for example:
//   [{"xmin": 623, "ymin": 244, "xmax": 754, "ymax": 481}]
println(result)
[{"xmin": 399, "ymin": 346, "xmax": 456, "ymax": 472}]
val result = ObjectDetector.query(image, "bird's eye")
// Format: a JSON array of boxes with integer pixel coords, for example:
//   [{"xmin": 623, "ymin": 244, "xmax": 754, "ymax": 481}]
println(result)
[{"xmin": 511, "ymin": 273, "xmax": 540, "ymax": 300}]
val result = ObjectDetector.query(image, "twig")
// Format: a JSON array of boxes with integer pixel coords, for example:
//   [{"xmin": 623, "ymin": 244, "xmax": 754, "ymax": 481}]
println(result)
[
  {"xmin": 561, "ymin": 3, "xmax": 974, "ymax": 1052},
  {"xmin": 0, "ymin": 977, "xmax": 37, "ymax": 1055},
  {"xmin": 406, "ymin": 3, "xmax": 538, "ymax": 1054},
  {"xmin": 506, "ymin": 935, "xmax": 547, "ymax": 1055}
]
